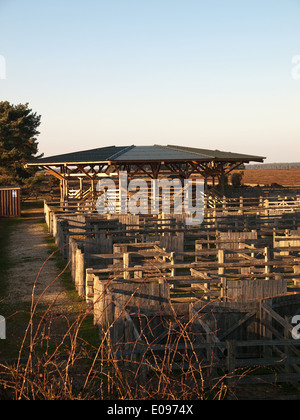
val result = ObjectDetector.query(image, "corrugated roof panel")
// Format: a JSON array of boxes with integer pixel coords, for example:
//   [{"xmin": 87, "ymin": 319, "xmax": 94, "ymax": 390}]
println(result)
[
  {"xmin": 30, "ymin": 146, "xmax": 127, "ymax": 164},
  {"xmin": 164, "ymin": 145, "xmax": 265, "ymax": 161},
  {"xmin": 114, "ymin": 145, "xmax": 210, "ymax": 161}
]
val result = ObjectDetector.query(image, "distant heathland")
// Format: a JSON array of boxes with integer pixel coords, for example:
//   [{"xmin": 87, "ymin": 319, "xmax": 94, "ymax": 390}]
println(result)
[{"xmin": 246, "ymin": 162, "xmax": 300, "ymax": 170}]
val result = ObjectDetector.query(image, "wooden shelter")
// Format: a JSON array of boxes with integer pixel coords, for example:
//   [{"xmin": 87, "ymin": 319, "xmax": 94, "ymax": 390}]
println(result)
[
  {"xmin": 0, "ymin": 186, "xmax": 21, "ymax": 217},
  {"xmin": 25, "ymin": 144, "xmax": 265, "ymax": 203}
]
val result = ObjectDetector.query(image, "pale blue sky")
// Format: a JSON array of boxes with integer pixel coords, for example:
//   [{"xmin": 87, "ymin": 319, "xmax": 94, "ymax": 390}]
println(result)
[{"xmin": 0, "ymin": 0, "xmax": 300, "ymax": 162}]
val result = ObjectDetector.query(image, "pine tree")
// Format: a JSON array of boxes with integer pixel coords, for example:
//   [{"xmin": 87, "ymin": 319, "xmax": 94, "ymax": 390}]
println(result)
[{"xmin": 0, "ymin": 101, "xmax": 42, "ymax": 185}]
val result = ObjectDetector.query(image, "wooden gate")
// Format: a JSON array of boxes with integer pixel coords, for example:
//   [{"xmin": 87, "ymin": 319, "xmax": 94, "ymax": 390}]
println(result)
[{"xmin": 0, "ymin": 187, "xmax": 21, "ymax": 217}]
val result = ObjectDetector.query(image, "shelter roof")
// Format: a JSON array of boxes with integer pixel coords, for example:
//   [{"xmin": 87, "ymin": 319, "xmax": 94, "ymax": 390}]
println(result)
[{"xmin": 27, "ymin": 144, "xmax": 265, "ymax": 165}]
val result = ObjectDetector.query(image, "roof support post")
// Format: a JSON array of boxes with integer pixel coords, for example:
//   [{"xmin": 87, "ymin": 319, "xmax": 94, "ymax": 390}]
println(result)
[
  {"xmin": 219, "ymin": 169, "xmax": 226, "ymax": 195},
  {"xmin": 60, "ymin": 178, "xmax": 68, "ymax": 206}
]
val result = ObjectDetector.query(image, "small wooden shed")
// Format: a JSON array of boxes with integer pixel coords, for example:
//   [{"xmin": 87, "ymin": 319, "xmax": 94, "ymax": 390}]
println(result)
[{"xmin": 0, "ymin": 187, "xmax": 21, "ymax": 217}]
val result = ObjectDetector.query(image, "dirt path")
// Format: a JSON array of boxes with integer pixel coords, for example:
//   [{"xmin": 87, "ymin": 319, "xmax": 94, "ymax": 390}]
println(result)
[
  {"xmin": 5, "ymin": 209, "xmax": 74, "ymax": 312},
  {"xmin": 0, "ymin": 206, "xmax": 95, "ymax": 366}
]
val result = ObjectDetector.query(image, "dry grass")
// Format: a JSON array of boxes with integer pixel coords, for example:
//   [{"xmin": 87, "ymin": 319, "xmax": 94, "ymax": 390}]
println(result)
[{"xmin": 0, "ymin": 269, "xmax": 232, "ymax": 400}]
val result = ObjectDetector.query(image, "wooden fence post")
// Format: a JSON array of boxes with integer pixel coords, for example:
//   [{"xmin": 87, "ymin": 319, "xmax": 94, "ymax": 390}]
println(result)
[
  {"xmin": 226, "ymin": 340, "xmax": 236, "ymax": 387},
  {"xmin": 123, "ymin": 252, "xmax": 131, "ymax": 279},
  {"xmin": 264, "ymin": 199, "xmax": 269, "ymax": 216},
  {"xmin": 85, "ymin": 269, "xmax": 94, "ymax": 306},
  {"xmin": 93, "ymin": 276, "xmax": 104, "ymax": 327},
  {"xmin": 239, "ymin": 197, "xmax": 244, "ymax": 215},
  {"xmin": 170, "ymin": 252, "xmax": 176, "ymax": 277},
  {"xmin": 75, "ymin": 248, "xmax": 85, "ymax": 298},
  {"xmin": 264, "ymin": 247, "xmax": 270, "ymax": 280},
  {"xmin": 218, "ymin": 249, "xmax": 226, "ymax": 300}
]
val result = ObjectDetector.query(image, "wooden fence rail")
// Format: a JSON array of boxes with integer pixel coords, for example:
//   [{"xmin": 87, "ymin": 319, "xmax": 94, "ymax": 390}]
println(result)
[
  {"xmin": 88, "ymin": 276, "xmax": 300, "ymax": 387},
  {"xmin": 43, "ymin": 198, "xmax": 300, "ymax": 388}
]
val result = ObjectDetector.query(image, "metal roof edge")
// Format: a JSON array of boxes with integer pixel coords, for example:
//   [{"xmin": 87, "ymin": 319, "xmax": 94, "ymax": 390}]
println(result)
[
  {"xmin": 164, "ymin": 144, "xmax": 265, "ymax": 161},
  {"xmin": 160, "ymin": 144, "xmax": 215, "ymax": 158}
]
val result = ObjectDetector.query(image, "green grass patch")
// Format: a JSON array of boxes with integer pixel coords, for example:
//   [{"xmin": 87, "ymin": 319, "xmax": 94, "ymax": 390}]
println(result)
[
  {"xmin": 41, "ymin": 222, "xmax": 100, "ymax": 348},
  {"xmin": 0, "ymin": 217, "xmax": 32, "ymax": 360},
  {"xmin": 0, "ymin": 218, "xmax": 21, "ymax": 297},
  {"xmin": 42, "ymin": 223, "xmax": 83, "ymax": 303}
]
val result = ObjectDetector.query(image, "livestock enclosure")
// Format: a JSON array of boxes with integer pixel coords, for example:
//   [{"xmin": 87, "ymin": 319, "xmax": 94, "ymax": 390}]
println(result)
[{"xmin": 42, "ymin": 191, "xmax": 300, "ymax": 392}]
